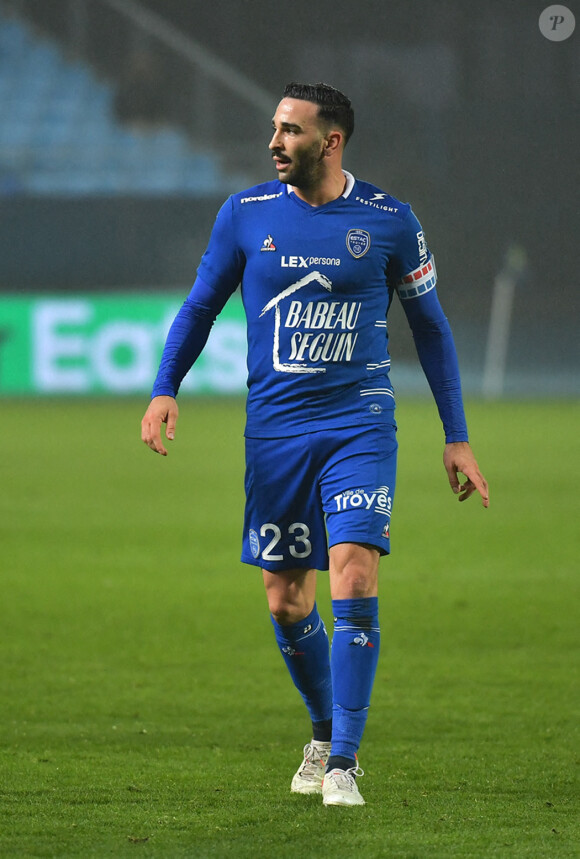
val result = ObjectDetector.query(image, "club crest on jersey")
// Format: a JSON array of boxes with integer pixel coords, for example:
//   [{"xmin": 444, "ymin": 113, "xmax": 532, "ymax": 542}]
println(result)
[
  {"xmin": 346, "ymin": 229, "xmax": 371, "ymax": 259},
  {"xmin": 261, "ymin": 234, "xmax": 276, "ymax": 252}
]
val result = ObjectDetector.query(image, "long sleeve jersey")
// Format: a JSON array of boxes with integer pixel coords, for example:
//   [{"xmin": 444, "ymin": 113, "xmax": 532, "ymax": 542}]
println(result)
[{"xmin": 152, "ymin": 171, "xmax": 468, "ymax": 443}]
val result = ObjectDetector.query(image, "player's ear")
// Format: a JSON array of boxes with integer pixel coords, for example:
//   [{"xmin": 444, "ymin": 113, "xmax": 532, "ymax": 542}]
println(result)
[{"xmin": 323, "ymin": 130, "xmax": 343, "ymax": 156}]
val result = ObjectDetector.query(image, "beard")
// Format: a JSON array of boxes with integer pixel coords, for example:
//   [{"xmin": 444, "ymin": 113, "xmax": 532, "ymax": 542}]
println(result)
[{"xmin": 274, "ymin": 141, "xmax": 325, "ymax": 189}]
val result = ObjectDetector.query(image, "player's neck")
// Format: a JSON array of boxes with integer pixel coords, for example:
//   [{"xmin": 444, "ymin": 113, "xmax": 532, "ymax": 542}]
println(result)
[{"xmin": 290, "ymin": 168, "xmax": 347, "ymax": 207}]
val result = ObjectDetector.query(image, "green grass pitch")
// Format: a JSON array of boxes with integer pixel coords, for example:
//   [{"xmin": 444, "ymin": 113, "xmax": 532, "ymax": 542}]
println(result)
[{"xmin": 1, "ymin": 397, "xmax": 578, "ymax": 857}]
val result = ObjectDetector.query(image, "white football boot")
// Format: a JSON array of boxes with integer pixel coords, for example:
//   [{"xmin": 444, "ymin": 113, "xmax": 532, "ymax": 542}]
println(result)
[
  {"xmin": 322, "ymin": 761, "xmax": 365, "ymax": 806},
  {"xmin": 290, "ymin": 741, "xmax": 332, "ymax": 795}
]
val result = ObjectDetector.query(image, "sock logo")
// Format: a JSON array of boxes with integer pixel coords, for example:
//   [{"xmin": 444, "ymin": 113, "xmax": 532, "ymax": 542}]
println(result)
[
  {"xmin": 350, "ymin": 632, "xmax": 374, "ymax": 648},
  {"xmin": 281, "ymin": 645, "xmax": 305, "ymax": 656}
]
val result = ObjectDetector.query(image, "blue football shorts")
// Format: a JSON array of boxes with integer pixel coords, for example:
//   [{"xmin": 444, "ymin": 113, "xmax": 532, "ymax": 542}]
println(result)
[{"xmin": 241, "ymin": 422, "xmax": 397, "ymax": 572}]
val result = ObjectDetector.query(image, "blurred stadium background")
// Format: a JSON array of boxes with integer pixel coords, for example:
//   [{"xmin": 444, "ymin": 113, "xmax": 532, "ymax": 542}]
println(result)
[{"xmin": 0, "ymin": 0, "xmax": 578, "ymax": 399}]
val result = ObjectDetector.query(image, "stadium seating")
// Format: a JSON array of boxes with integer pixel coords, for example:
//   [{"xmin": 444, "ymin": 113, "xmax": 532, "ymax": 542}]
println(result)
[{"xmin": 0, "ymin": 12, "xmax": 240, "ymax": 195}]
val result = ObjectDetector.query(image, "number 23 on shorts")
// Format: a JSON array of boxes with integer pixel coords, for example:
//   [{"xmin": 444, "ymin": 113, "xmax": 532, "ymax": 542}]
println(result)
[{"xmin": 250, "ymin": 522, "xmax": 312, "ymax": 562}]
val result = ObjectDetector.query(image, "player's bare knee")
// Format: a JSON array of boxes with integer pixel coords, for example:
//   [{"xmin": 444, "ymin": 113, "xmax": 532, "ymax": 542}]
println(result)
[
  {"xmin": 269, "ymin": 603, "xmax": 302, "ymax": 626},
  {"xmin": 335, "ymin": 568, "xmax": 375, "ymax": 598},
  {"xmin": 267, "ymin": 590, "xmax": 313, "ymax": 625},
  {"xmin": 329, "ymin": 543, "xmax": 379, "ymax": 598},
  {"xmin": 262, "ymin": 567, "xmax": 316, "ymax": 624}
]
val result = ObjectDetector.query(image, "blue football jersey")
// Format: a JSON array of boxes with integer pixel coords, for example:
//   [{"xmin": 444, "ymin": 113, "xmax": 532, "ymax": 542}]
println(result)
[{"xmin": 195, "ymin": 171, "xmax": 437, "ymax": 437}]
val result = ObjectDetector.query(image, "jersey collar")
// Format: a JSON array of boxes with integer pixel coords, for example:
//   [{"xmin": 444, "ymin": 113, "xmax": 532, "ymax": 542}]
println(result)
[{"xmin": 286, "ymin": 170, "xmax": 355, "ymax": 201}]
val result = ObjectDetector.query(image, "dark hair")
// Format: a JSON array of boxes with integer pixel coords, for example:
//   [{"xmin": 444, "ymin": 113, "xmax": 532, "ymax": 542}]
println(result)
[{"xmin": 282, "ymin": 82, "xmax": 354, "ymax": 145}]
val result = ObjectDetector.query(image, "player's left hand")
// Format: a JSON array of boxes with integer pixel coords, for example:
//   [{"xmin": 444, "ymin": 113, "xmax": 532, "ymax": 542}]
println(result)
[
  {"xmin": 141, "ymin": 395, "xmax": 179, "ymax": 456},
  {"xmin": 443, "ymin": 442, "xmax": 489, "ymax": 507}
]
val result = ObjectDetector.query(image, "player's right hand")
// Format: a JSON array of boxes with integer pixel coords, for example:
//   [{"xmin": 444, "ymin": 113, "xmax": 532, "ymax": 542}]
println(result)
[{"xmin": 141, "ymin": 395, "xmax": 179, "ymax": 456}]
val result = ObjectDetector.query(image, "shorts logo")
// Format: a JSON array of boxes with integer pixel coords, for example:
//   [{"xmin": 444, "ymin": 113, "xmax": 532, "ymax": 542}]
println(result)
[
  {"xmin": 249, "ymin": 529, "xmax": 260, "ymax": 558},
  {"xmin": 333, "ymin": 486, "xmax": 392, "ymax": 516},
  {"xmin": 382, "ymin": 522, "xmax": 390, "ymax": 539},
  {"xmin": 346, "ymin": 229, "xmax": 371, "ymax": 258}
]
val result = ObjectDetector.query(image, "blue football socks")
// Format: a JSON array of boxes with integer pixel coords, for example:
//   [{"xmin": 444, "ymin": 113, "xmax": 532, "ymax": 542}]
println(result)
[
  {"xmin": 271, "ymin": 603, "xmax": 332, "ymax": 737},
  {"xmin": 327, "ymin": 597, "xmax": 380, "ymax": 769},
  {"xmin": 272, "ymin": 597, "xmax": 381, "ymax": 766}
]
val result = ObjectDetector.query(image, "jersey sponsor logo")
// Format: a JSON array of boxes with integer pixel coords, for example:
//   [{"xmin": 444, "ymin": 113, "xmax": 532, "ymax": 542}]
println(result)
[
  {"xmin": 355, "ymin": 194, "xmax": 399, "ymax": 213},
  {"xmin": 285, "ymin": 300, "xmax": 361, "ymax": 331},
  {"xmin": 261, "ymin": 234, "xmax": 276, "ymax": 252},
  {"xmin": 416, "ymin": 230, "xmax": 428, "ymax": 266},
  {"xmin": 280, "ymin": 255, "xmax": 340, "ymax": 268},
  {"xmin": 259, "ymin": 272, "xmax": 361, "ymax": 374},
  {"xmin": 346, "ymin": 229, "xmax": 371, "ymax": 259},
  {"xmin": 240, "ymin": 191, "xmax": 283, "ymax": 203},
  {"xmin": 333, "ymin": 485, "xmax": 392, "ymax": 515}
]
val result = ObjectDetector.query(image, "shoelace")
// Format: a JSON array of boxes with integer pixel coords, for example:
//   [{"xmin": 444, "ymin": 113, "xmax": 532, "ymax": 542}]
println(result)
[
  {"xmin": 299, "ymin": 743, "xmax": 327, "ymax": 775},
  {"xmin": 326, "ymin": 764, "xmax": 365, "ymax": 790}
]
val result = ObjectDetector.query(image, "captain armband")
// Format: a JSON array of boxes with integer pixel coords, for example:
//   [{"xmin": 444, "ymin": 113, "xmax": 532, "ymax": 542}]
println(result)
[{"xmin": 396, "ymin": 257, "xmax": 437, "ymax": 301}]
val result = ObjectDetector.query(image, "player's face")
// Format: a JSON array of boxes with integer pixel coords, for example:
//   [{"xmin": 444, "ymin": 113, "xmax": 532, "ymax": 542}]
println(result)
[{"xmin": 269, "ymin": 98, "xmax": 327, "ymax": 190}]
